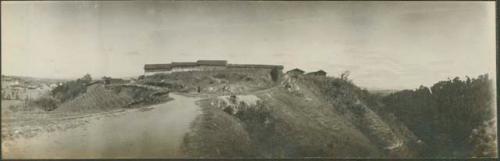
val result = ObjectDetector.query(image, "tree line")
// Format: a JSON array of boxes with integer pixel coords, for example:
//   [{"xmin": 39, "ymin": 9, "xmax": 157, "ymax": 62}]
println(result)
[{"xmin": 381, "ymin": 74, "xmax": 495, "ymax": 157}]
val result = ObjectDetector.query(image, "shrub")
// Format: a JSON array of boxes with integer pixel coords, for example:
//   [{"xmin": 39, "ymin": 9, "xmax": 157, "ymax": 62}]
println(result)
[
  {"xmin": 214, "ymin": 73, "xmax": 227, "ymax": 79},
  {"xmin": 143, "ymin": 81, "xmax": 181, "ymax": 89},
  {"xmin": 32, "ymin": 96, "xmax": 59, "ymax": 111},
  {"xmin": 223, "ymin": 106, "xmax": 234, "ymax": 115},
  {"xmin": 270, "ymin": 68, "xmax": 281, "ymax": 82},
  {"xmin": 51, "ymin": 74, "xmax": 92, "ymax": 102},
  {"xmin": 51, "ymin": 81, "xmax": 88, "ymax": 102}
]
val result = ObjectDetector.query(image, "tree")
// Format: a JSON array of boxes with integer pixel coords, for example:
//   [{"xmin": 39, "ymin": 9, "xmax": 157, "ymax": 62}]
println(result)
[
  {"xmin": 340, "ymin": 70, "xmax": 350, "ymax": 81},
  {"xmin": 51, "ymin": 74, "xmax": 93, "ymax": 102},
  {"xmin": 381, "ymin": 74, "xmax": 494, "ymax": 157},
  {"xmin": 270, "ymin": 67, "xmax": 280, "ymax": 82},
  {"xmin": 78, "ymin": 74, "xmax": 92, "ymax": 84}
]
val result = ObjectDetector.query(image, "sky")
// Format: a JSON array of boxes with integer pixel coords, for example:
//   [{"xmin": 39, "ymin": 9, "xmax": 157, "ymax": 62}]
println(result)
[{"xmin": 1, "ymin": 1, "xmax": 495, "ymax": 89}]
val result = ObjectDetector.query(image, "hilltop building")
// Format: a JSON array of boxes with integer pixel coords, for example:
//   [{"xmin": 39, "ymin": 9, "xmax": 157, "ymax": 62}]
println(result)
[
  {"xmin": 286, "ymin": 68, "xmax": 305, "ymax": 75},
  {"xmin": 306, "ymin": 70, "xmax": 327, "ymax": 77},
  {"xmin": 144, "ymin": 60, "xmax": 284, "ymax": 76}
]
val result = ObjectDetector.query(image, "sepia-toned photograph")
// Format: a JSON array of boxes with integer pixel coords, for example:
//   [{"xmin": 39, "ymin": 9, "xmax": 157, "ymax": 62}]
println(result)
[{"xmin": 1, "ymin": 1, "xmax": 496, "ymax": 159}]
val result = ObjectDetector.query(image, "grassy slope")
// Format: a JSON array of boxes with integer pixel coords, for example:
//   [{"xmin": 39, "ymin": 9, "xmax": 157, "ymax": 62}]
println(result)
[
  {"xmin": 295, "ymin": 75, "xmax": 421, "ymax": 157},
  {"xmin": 55, "ymin": 84, "xmax": 169, "ymax": 113},
  {"xmin": 180, "ymin": 99, "xmax": 255, "ymax": 158},
  {"xmin": 181, "ymin": 74, "xmax": 420, "ymax": 158},
  {"xmin": 255, "ymin": 87, "xmax": 382, "ymax": 157}
]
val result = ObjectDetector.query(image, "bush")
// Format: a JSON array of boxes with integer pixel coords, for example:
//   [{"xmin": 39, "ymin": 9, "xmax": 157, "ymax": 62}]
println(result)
[
  {"xmin": 51, "ymin": 74, "xmax": 92, "ymax": 102},
  {"xmin": 143, "ymin": 81, "xmax": 182, "ymax": 89},
  {"xmin": 270, "ymin": 68, "xmax": 281, "ymax": 82},
  {"xmin": 214, "ymin": 73, "xmax": 227, "ymax": 79},
  {"xmin": 32, "ymin": 96, "xmax": 59, "ymax": 111},
  {"xmin": 223, "ymin": 106, "xmax": 234, "ymax": 115},
  {"xmin": 51, "ymin": 81, "xmax": 88, "ymax": 102}
]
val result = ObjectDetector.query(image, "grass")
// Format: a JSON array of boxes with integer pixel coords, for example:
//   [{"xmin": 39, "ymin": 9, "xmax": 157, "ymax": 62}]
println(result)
[
  {"xmin": 54, "ymin": 84, "xmax": 171, "ymax": 113},
  {"xmin": 181, "ymin": 86, "xmax": 384, "ymax": 158},
  {"xmin": 180, "ymin": 99, "xmax": 255, "ymax": 158},
  {"xmin": 180, "ymin": 74, "xmax": 424, "ymax": 158}
]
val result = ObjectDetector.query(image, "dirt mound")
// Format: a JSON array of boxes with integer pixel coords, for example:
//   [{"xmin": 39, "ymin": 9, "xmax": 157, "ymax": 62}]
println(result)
[{"xmin": 55, "ymin": 84, "xmax": 167, "ymax": 113}]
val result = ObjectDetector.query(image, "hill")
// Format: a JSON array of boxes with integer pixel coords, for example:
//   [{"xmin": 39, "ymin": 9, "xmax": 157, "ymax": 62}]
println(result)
[
  {"xmin": 179, "ymin": 73, "xmax": 421, "ymax": 158},
  {"xmin": 55, "ymin": 84, "xmax": 170, "ymax": 113},
  {"xmin": 15, "ymin": 69, "xmax": 494, "ymax": 158},
  {"xmin": 27, "ymin": 74, "xmax": 171, "ymax": 113}
]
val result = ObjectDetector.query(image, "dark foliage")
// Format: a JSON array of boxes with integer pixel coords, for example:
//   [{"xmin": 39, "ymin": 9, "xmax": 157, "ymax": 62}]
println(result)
[
  {"xmin": 270, "ymin": 67, "xmax": 281, "ymax": 82},
  {"xmin": 381, "ymin": 74, "xmax": 494, "ymax": 157},
  {"xmin": 32, "ymin": 96, "xmax": 59, "ymax": 111},
  {"xmin": 143, "ymin": 81, "xmax": 183, "ymax": 89},
  {"xmin": 306, "ymin": 75, "xmax": 383, "ymax": 113},
  {"xmin": 233, "ymin": 101, "xmax": 283, "ymax": 156},
  {"xmin": 51, "ymin": 74, "xmax": 92, "ymax": 102}
]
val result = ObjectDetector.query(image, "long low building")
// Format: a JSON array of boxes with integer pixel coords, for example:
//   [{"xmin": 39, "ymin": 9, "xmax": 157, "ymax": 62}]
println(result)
[{"xmin": 144, "ymin": 60, "xmax": 283, "ymax": 76}]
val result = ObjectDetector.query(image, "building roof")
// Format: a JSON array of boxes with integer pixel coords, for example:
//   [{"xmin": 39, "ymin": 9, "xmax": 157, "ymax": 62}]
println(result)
[
  {"xmin": 228, "ymin": 64, "xmax": 284, "ymax": 69},
  {"xmin": 171, "ymin": 62, "xmax": 198, "ymax": 66},
  {"xmin": 306, "ymin": 70, "xmax": 327, "ymax": 76},
  {"xmin": 145, "ymin": 60, "xmax": 285, "ymax": 72},
  {"xmin": 197, "ymin": 60, "xmax": 228, "ymax": 66},
  {"xmin": 144, "ymin": 64, "xmax": 172, "ymax": 70},
  {"xmin": 286, "ymin": 68, "xmax": 305, "ymax": 74}
]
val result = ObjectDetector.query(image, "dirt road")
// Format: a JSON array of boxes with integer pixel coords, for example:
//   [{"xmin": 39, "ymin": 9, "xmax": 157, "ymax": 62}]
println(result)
[{"xmin": 1, "ymin": 94, "xmax": 201, "ymax": 159}]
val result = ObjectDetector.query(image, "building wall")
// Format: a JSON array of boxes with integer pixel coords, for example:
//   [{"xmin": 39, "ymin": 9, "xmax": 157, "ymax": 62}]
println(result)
[
  {"xmin": 145, "ymin": 65, "xmax": 283, "ymax": 77},
  {"xmin": 145, "ymin": 70, "xmax": 173, "ymax": 76},
  {"xmin": 171, "ymin": 66, "xmax": 204, "ymax": 72},
  {"xmin": 146, "ymin": 66, "xmax": 225, "ymax": 75},
  {"xmin": 198, "ymin": 66, "xmax": 227, "ymax": 71}
]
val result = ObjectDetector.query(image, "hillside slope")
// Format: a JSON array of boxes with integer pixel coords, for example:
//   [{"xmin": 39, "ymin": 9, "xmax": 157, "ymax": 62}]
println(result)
[
  {"xmin": 181, "ymin": 74, "xmax": 421, "ymax": 158},
  {"xmin": 56, "ymin": 84, "xmax": 169, "ymax": 113}
]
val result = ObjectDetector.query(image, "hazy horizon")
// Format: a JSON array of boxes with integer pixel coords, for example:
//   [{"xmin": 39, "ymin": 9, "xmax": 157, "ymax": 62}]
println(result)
[{"xmin": 2, "ymin": 1, "xmax": 495, "ymax": 89}]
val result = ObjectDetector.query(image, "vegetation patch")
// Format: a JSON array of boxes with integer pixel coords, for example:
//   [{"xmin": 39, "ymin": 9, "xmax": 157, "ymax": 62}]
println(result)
[
  {"xmin": 51, "ymin": 74, "xmax": 92, "ymax": 102},
  {"xmin": 381, "ymin": 74, "xmax": 495, "ymax": 157},
  {"xmin": 30, "ymin": 96, "xmax": 59, "ymax": 111}
]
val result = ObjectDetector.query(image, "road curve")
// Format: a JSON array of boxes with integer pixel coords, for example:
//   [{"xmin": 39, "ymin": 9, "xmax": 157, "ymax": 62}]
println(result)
[{"xmin": 2, "ymin": 94, "xmax": 201, "ymax": 159}]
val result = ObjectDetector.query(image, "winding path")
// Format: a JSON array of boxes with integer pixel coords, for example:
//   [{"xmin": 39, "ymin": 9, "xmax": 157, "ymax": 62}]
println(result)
[{"xmin": 2, "ymin": 94, "xmax": 201, "ymax": 159}]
